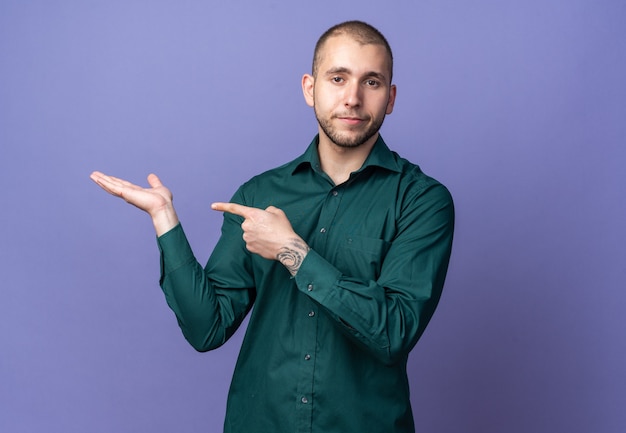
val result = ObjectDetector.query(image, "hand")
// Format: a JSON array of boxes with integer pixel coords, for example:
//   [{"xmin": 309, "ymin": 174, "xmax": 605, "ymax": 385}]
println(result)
[
  {"xmin": 212, "ymin": 202, "xmax": 309, "ymax": 275},
  {"xmin": 90, "ymin": 171, "xmax": 179, "ymax": 236}
]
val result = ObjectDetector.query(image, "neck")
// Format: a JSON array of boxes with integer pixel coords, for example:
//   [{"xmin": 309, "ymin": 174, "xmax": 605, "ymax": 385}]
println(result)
[{"xmin": 317, "ymin": 133, "xmax": 378, "ymax": 185}]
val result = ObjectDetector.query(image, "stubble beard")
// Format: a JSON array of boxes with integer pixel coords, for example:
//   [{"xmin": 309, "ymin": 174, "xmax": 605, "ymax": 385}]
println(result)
[{"xmin": 315, "ymin": 106, "xmax": 385, "ymax": 149}]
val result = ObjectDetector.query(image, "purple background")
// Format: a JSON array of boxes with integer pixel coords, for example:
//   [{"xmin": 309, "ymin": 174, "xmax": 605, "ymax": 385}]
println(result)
[{"xmin": 1, "ymin": 1, "xmax": 625, "ymax": 432}]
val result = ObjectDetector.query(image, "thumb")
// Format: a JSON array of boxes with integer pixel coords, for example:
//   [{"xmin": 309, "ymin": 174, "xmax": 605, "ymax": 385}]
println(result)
[
  {"xmin": 265, "ymin": 205, "xmax": 285, "ymax": 216},
  {"xmin": 147, "ymin": 173, "xmax": 163, "ymax": 188}
]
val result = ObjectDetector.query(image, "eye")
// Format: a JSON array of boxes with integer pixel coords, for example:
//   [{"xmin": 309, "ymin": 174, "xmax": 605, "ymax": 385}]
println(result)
[
  {"xmin": 331, "ymin": 76, "xmax": 344, "ymax": 84},
  {"xmin": 365, "ymin": 79, "xmax": 380, "ymax": 87}
]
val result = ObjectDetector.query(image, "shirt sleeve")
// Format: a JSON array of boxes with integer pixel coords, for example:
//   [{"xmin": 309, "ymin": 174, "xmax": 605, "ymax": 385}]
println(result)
[
  {"xmin": 293, "ymin": 182, "xmax": 454, "ymax": 366},
  {"xmin": 158, "ymin": 221, "xmax": 254, "ymax": 352}
]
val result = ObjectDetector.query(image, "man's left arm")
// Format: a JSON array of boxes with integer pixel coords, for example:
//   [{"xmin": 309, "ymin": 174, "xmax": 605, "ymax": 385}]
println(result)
[{"xmin": 294, "ymin": 183, "xmax": 454, "ymax": 366}]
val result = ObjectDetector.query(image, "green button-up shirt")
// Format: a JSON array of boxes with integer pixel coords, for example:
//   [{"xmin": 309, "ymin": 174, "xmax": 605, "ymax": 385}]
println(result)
[{"xmin": 157, "ymin": 135, "xmax": 454, "ymax": 433}]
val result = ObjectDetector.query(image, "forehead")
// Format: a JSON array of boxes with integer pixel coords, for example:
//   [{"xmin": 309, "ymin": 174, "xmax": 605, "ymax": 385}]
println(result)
[{"xmin": 317, "ymin": 35, "xmax": 392, "ymax": 78}]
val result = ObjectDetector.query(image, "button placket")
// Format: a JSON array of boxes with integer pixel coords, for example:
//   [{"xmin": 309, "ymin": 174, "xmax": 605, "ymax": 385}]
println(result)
[
  {"xmin": 313, "ymin": 186, "xmax": 341, "ymax": 252},
  {"xmin": 295, "ymin": 298, "xmax": 317, "ymax": 427}
]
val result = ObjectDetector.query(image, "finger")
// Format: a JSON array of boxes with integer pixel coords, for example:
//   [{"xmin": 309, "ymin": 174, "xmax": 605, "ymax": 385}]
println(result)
[
  {"xmin": 211, "ymin": 202, "xmax": 255, "ymax": 218},
  {"xmin": 147, "ymin": 173, "xmax": 163, "ymax": 188},
  {"xmin": 90, "ymin": 172, "xmax": 140, "ymax": 197},
  {"xmin": 264, "ymin": 205, "xmax": 284, "ymax": 216},
  {"xmin": 90, "ymin": 171, "xmax": 121, "ymax": 195},
  {"xmin": 90, "ymin": 171, "xmax": 110, "ymax": 184},
  {"xmin": 91, "ymin": 171, "xmax": 133, "ymax": 188}
]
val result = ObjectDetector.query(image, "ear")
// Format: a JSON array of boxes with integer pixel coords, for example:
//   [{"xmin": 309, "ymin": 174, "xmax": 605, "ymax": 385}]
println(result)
[
  {"xmin": 302, "ymin": 74, "xmax": 315, "ymax": 107},
  {"xmin": 386, "ymin": 84, "xmax": 397, "ymax": 115}
]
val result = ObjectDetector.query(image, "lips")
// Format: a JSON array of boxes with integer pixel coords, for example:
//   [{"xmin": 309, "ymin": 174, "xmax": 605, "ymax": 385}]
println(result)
[
  {"xmin": 338, "ymin": 117, "xmax": 364, "ymax": 125},
  {"xmin": 334, "ymin": 113, "xmax": 368, "ymax": 125}
]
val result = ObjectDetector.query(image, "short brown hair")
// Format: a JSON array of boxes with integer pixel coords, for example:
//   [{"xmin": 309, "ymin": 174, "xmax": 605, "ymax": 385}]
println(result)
[{"xmin": 312, "ymin": 20, "xmax": 394, "ymax": 81}]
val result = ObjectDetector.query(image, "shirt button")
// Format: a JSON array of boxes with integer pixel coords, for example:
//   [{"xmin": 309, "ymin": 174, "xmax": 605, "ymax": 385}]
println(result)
[
  {"xmin": 304, "ymin": 354, "xmax": 311, "ymax": 360},
  {"xmin": 301, "ymin": 396, "xmax": 308, "ymax": 404},
  {"xmin": 308, "ymin": 311, "xmax": 315, "ymax": 317},
  {"xmin": 307, "ymin": 284, "xmax": 314, "ymax": 291},
  {"xmin": 320, "ymin": 227, "xmax": 326, "ymax": 233},
  {"xmin": 332, "ymin": 190, "xmax": 338, "ymax": 196}
]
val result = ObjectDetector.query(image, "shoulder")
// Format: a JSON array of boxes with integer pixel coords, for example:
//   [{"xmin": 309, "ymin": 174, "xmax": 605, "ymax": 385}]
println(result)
[
  {"xmin": 371, "ymin": 137, "xmax": 452, "ymax": 203},
  {"xmin": 378, "ymin": 153, "xmax": 454, "ymax": 233},
  {"xmin": 391, "ymin": 152, "xmax": 452, "ymax": 204}
]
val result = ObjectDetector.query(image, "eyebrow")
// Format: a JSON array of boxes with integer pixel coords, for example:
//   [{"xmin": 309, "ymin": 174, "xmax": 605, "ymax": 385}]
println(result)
[{"xmin": 324, "ymin": 67, "xmax": 388, "ymax": 83}]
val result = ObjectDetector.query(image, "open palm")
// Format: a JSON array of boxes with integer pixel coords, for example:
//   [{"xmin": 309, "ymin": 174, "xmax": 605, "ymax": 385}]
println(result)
[
  {"xmin": 90, "ymin": 171, "xmax": 171, "ymax": 214},
  {"xmin": 90, "ymin": 171, "xmax": 179, "ymax": 235}
]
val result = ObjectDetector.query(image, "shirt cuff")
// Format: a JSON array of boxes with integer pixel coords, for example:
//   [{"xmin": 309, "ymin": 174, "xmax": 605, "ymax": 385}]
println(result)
[
  {"xmin": 294, "ymin": 249, "xmax": 343, "ymax": 304},
  {"xmin": 157, "ymin": 223, "xmax": 196, "ymax": 279}
]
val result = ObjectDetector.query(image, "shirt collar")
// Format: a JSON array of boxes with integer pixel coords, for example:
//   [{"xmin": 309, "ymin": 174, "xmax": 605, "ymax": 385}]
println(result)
[{"xmin": 291, "ymin": 134, "xmax": 402, "ymax": 176}]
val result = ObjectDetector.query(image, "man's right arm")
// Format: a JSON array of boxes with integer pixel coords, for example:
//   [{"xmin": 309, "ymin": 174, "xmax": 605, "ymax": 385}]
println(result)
[
  {"xmin": 158, "ymin": 222, "xmax": 254, "ymax": 351},
  {"xmin": 90, "ymin": 171, "xmax": 254, "ymax": 351}
]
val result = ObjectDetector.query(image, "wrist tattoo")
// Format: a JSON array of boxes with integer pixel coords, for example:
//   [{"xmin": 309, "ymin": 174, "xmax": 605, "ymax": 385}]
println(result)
[{"xmin": 277, "ymin": 238, "xmax": 310, "ymax": 276}]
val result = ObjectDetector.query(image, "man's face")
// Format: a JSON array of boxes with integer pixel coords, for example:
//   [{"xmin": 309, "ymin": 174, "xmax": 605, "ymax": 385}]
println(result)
[{"xmin": 303, "ymin": 34, "xmax": 396, "ymax": 149}]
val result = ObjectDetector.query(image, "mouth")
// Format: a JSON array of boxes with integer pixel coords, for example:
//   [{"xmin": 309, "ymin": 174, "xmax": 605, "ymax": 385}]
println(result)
[
  {"xmin": 339, "ymin": 117, "xmax": 363, "ymax": 125},
  {"xmin": 335, "ymin": 114, "xmax": 368, "ymax": 126}
]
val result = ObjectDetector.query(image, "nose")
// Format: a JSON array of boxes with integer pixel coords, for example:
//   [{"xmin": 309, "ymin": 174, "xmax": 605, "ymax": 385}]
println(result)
[{"xmin": 343, "ymin": 81, "xmax": 362, "ymax": 108}]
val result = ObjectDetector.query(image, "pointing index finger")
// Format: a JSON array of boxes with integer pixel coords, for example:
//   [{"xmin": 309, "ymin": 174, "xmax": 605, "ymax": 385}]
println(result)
[{"xmin": 211, "ymin": 202, "xmax": 254, "ymax": 218}]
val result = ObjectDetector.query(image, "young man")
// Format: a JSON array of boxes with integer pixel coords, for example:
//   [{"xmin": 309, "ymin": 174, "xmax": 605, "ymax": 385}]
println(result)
[{"xmin": 91, "ymin": 20, "xmax": 454, "ymax": 433}]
